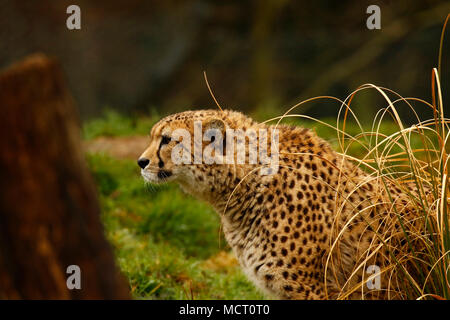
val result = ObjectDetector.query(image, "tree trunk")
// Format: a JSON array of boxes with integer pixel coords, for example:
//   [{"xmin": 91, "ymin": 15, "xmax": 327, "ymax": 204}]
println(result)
[{"xmin": 0, "ymin": 54, "xmax": 130, "ymax": 299}]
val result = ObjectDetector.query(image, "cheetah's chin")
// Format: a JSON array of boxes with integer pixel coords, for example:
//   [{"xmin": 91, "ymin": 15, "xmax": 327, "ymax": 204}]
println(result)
[{"xmin": 140, "ymin": 170, "xmax": 164, "ymax": 184}]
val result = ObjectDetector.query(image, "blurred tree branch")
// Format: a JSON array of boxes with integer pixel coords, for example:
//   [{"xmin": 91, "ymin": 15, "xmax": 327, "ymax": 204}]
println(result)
[{"xmin": 286, "ymin": 1, "xmax": 450, "ymax": 112}]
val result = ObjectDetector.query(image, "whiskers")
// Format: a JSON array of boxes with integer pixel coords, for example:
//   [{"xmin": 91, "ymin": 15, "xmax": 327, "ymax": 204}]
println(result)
[
  {"xmin": 144, "ymin": 181, "xmax": 157, "ymax": 193},
  {"xmin": 140, "ymin": 165, "xmax": 159, "ymax": 193},
  {"xmin": 140, "ymin": 164, "xmax": 172, "ymax": 193}
]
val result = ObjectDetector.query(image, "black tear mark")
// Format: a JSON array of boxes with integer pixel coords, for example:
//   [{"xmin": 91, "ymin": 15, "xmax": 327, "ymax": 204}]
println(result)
[{"xmin": 157, "ymin": 137, "xmax": 166, "ymax": 168}]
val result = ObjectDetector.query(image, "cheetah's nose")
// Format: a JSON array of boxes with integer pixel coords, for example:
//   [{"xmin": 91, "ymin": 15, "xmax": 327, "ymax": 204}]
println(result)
[{"xmin": 137, "ymin": 158, "xmax": 150, "ymax": 169}]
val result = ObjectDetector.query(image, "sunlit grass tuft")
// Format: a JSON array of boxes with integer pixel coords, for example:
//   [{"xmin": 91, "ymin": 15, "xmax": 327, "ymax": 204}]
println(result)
[{"xmin": 266, "ymin": 69, "xmax": 449, "ymax": 299}]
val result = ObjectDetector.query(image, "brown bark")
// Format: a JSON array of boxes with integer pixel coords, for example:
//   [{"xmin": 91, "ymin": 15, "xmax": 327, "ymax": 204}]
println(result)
[{"xmin": 0, "ymin": 54, "xmax": 130, "ymax": 299}]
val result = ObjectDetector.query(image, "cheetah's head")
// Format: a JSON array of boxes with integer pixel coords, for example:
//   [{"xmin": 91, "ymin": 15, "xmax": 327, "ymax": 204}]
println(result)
[{"xmin": 138, "ymin": 109, "xmax": 259, "ymax": 191}]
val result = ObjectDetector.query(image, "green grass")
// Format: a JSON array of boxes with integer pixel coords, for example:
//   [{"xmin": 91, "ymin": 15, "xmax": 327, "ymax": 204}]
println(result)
[
  {"xmin": 86, "ymin": 153, "xmax": 264, "ymax": 299},
  {"xmin": 83, "ymin": 109, "xmax": 160, "ymax": 140}
]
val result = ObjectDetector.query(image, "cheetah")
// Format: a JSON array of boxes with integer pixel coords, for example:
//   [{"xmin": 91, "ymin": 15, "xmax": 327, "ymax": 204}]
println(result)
[{"xmin": 138, "ymin": 109, "xmax": 429, "ymax": 300}]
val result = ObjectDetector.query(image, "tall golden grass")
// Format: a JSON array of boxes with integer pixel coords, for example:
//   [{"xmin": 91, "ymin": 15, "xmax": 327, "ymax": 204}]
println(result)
[{"xmin": 259, "ymin": 14, "xmax": 449, "ymax": 300}]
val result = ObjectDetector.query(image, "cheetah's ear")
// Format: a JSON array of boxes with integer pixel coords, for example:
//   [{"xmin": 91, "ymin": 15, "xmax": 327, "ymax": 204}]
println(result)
[
  {"xmin": 203, "ymin": 118, "xmax": 227, "ymax": 150},
  {"xmin": 203, "ymin": 118, "xmax": 226, "ymax": 133}
]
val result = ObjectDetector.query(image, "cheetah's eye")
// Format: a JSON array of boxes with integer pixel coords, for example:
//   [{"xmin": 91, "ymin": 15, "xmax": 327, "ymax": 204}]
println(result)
[{"xmin": 161, "ymin": 135, "xmax": 171, "ymax": 145}]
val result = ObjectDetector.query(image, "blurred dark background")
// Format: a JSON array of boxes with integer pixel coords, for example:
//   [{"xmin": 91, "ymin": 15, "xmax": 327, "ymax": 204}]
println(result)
[{"xmin": 0, "ymin": 0, "xmax": 448, "ymax": 123}]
